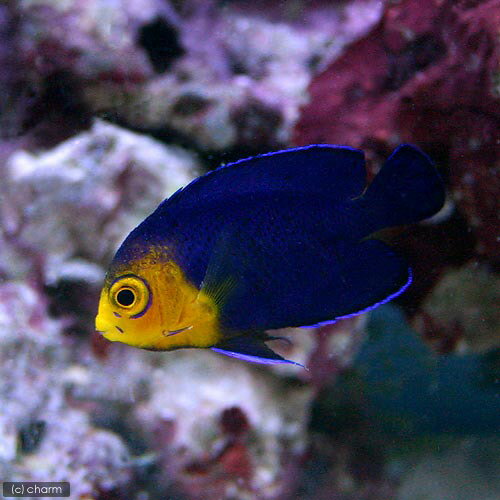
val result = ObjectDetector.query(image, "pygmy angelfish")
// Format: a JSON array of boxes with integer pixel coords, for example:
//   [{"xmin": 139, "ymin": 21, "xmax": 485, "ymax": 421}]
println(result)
[{"xmin": 95, "ymin": 144, "xmax": 444, "ymax": 365}]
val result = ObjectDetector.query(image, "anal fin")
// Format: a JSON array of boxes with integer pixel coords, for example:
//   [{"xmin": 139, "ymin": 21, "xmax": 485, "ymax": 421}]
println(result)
[{"xmin": 211, "ymin": 335, "xmax": 303, "ymax": 367}]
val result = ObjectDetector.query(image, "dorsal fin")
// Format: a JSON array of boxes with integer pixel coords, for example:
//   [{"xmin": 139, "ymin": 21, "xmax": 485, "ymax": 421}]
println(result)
[{"xmin": 161, "ymin": 145, "xmax": 366, "ymax": 214}]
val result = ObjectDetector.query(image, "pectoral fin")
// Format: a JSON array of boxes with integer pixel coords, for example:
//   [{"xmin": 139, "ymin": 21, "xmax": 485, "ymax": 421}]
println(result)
[
  {"xmin": 198, "ymin": 227, "xmax": 239, "ymax": 310},
  {"xmin": 211, "ymin": 335, "xmax": 303, "ymax": 367}
]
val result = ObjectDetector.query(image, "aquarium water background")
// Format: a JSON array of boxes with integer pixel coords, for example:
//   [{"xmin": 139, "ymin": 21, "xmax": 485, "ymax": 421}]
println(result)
[{"xmin": 0, "ymin": 1, "xmax": 498, "ymax": 499}]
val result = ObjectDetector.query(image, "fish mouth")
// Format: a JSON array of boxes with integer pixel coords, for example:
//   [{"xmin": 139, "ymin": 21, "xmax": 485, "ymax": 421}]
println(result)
[
  {"xmin": 95, "ymin": 317, "xmax": 112, "ymax": 337},
  {"xmin": 97, "ymin": 329, "xmax": 119, "ymax": 342},
  {"xmin": 96, "ymin": 329, "xmax": 111, "ymax": 339}
]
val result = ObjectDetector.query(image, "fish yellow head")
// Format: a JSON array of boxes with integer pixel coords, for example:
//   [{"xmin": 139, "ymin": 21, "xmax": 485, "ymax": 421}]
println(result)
[{"xmin": 95, "ymin": 245, "xmax": 221, "ymax": 351}]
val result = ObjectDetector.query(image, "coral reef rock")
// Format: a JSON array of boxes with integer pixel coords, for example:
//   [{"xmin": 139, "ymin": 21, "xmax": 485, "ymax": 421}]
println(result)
[
  {"xmin": 71, "ymin": 348, "xmax": 314, "ymax": 499},
  {"xmin": 0, "ymin": 119, "xmax": 197, "ymax": 283},
  {"xmin": 13, "ymin": 409, "xmax": 132, "ymax": 500},
  {"xmin": 0, "ymin": 281, "xmax": 132, "ymax": 499},
  {"xmin": 6, "ymin": 0, "xmax": 383, "ymax": 150},
  {"xmin": 418, "ymin": 262, "xmax": 500, "ymax": 353}
]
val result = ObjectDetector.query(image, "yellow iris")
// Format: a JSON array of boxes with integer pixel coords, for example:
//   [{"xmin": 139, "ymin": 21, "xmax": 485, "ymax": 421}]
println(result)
[{"xmin": 109, "ymin": 275, "xmax": 151, "ymax": 318}]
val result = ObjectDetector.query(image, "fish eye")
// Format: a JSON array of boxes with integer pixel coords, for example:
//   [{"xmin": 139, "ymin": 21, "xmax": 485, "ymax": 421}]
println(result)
[
  {"xmin": 116, "ymin": 288, "xmax": 136, "ymax": 307},
  {"xmin": 109, "ymin": 275, "xmax": 151, "ymax": 318}
]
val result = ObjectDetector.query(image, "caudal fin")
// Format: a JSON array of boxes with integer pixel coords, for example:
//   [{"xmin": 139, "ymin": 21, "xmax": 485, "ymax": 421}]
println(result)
[{"xmin": 361, "ymin": 144, "xmax": 445, "ymax": 231}]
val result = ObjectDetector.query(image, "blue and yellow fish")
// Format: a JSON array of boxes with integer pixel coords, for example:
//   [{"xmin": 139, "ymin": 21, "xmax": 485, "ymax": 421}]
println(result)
[{"xmin": 95, "ymin": 144, "xmax": 444, "ymax": 365}]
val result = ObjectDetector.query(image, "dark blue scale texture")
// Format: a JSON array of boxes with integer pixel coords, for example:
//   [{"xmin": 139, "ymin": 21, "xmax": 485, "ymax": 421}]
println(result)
[{"xmin": 114, "ymin": 144, "xmax": 445, "ymax": 333}]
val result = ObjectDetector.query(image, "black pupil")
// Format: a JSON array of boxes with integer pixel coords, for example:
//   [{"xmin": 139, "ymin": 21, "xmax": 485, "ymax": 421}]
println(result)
[{"xmin": 117, "ymin": 289, "xmax": 135, "ymax": 306}]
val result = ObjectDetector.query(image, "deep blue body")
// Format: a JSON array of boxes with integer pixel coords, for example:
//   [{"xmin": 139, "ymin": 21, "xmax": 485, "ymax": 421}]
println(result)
[{"xmin": 114, "ymin": 144, "xmax": 444, "ymax": 363}]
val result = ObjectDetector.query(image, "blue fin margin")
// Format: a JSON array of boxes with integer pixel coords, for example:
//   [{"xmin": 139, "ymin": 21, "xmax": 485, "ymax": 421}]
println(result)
[{"xmin": 211, "ymin": 335, "xmax": 304, "ymax": 367}]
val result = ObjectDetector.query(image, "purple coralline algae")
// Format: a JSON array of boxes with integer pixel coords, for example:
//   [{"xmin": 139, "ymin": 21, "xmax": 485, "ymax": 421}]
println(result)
[
  {"xmin": 295, "ymin": 0, "xmax": 500, "ymax": 261},
  {"xmin": 0, "ymin": 0, "xmax": 498, "ymax": 499},
  {"xmin": 4, "ymin": 0, "xmax": 383, "ymax": 150}
]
